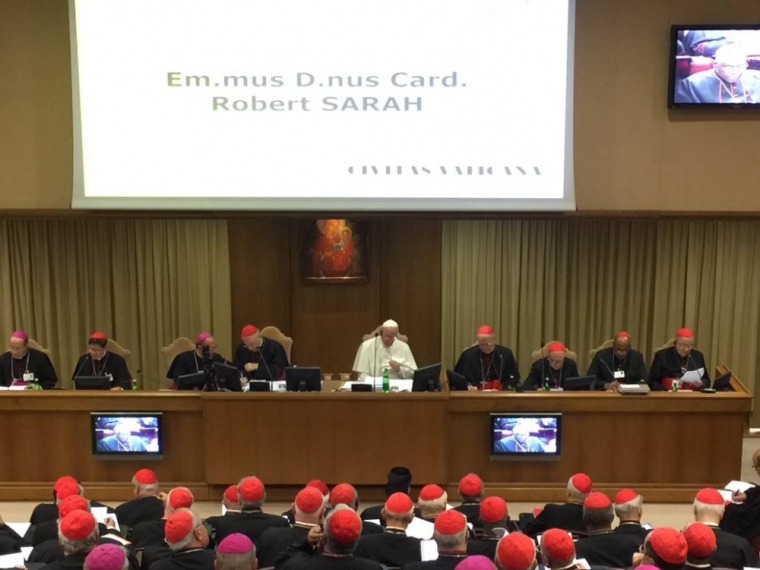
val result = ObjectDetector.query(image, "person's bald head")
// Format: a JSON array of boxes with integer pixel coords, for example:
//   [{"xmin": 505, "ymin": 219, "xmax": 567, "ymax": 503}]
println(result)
[
  {"xmin": 612, "ymin": 332, "xmax": 632, "ymax": 359},
  {"xmin": 713, "ymin": 42, "xmax": 748, "ymax": 84}
]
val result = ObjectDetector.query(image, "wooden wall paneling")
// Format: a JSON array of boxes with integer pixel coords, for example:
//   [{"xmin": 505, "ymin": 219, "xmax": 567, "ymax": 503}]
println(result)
[
  {"xmin": 379, "ymin": 219, "xmax": 442, "ymax": 367},
  {"xmin": 228, "ymin": 218, "xmax": 293, "ymax": 357},
  {"xmin": 289, "ymin": 220, "xmax": 382, "ymax": 374}
]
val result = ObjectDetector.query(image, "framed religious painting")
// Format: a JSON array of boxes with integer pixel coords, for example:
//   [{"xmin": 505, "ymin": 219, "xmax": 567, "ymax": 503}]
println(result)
[{"xmin": 300, "ymin": 219, "xmax": 369, "ymax": 283}]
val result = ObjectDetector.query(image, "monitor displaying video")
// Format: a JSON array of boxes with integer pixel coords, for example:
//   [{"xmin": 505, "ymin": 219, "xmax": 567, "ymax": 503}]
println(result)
[
  {"xmin": 91, "ymin": 412, "xmax": 163, "ymax": 459},
  {"xmin": 668, "ymin": 25, "xmax": 760, "ymax": 107},
  {"xmin": 490, "ymin": 413, "xmax": 561, "ymax": 460}
]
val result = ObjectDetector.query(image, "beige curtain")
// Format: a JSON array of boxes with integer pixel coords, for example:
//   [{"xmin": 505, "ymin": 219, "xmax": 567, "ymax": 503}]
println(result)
[
  {"xmin": 0, "ymin": 219, "xmax": 231, "ymax": 389},
  {"xmin": 442, "ymin": 219, "xmax": 760, "ymax": 422}
]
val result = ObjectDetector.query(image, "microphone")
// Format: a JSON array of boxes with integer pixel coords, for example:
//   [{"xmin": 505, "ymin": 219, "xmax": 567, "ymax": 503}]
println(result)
[
  {"xmin": 372, "ymin": 332, "xmax": 379, "ymax": 392},
  {"xmin": 497, "ymin": 354, "xmax": 505, "ymax": 389},
  {"xmin": 539, "ymin": 341, "xmax": 546, "ymax": 390},
  {"xmin": 259, "ymin": 346, "xmax": 274, "ymax": 382},
  {"xmin": 73, "ymin": 355, "xmax": 90, "ymax": 379},
  {"xmin": 601, "ymin": 357, "xmax": 615, "ymax": 382}
]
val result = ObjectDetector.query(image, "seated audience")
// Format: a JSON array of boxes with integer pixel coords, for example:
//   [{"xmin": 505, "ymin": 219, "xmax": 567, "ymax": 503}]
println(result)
[
  {"xmin": 114, "ymin": 469, "xmax": 164, "ymax": 529},
  {"xmin": 523, "ymin": 473, "xmax": 592, "ymax": 536},
  {"xmin": 151, "ymin": 509, "xmax": 214, "ymax": 570},
  {"xmin": 417, "ymin": 485, "xmax": 449, "ymax": 523},
  {"xmin": 403, "ymin": 510, "xmax": 469, "ymax": 570},
  {"xmin": 329, "ymin": 484, "xmax": 382, "ymax": 535},
  {"xmin": 361, "ymin": 467, "xmax": 417, "ymax": 522},
  {"xmin": 208, "ymin": 485, "xmax": 244, "ymax": 537},
  {"xmin": 494, "ymin": 532, "xmax": 536, "ymax": 570},
  {"xmin": 257, "ymin": 487, "xmax": 326, "ymax": 569},
  {"xmin": 216, "ymin": 533, "xmax": 257, "ymax": 570},
  {"xmin": 635, "ymin": 526, "xmax": 687, "ymax": 570},
  {"xmin": 683, "ymin": 522, "xmax": 717, "ymax": 570},
  {"xmin": 693, "ymin": 488, "xmax": 758, "ymax": 569},
  {"xmin": 276, "ymin": 507, "xmax": 382, "ymax": 570},
  {"xmin": 282, "ymin": 480, "xmax": 329, "ymax": 524},
  {"xmin": 454, "ymin": 474, "xmax": 484, "ymax": 527},
  {"xmin": 574, "ymin": 492, "xmax": 641, "ymax": 568},
  {"xmin": 721, "ymin": 448, "xmax": 760, "ymax": 547},
  {"xmin": 214, "ymin": 477, "xmax": 289, "ymax": 543},
  {"xmin": 41, "ymin": 510, "xmax": 100, "ymax": 570},
  {"xmin": 84, "ymin": 544, "xmax": 130, "ymax": 570},
  {"xmin": 614, "ymin": 488, "xmax": 650, "ymax": 540},
  {"xmin": 537, "ymin": 528, "xmax": 578, "ymax": 570},
  {"xmin": 129, "ymin": 487, "xmax": 194, "ymax": 548},
  {"xmin": 467, "ymin": 497, "xmax": 510, "ymax": 559},
  {"xmin": 354, "ymin": 492, "xmax": 421, "ymax": 568}
]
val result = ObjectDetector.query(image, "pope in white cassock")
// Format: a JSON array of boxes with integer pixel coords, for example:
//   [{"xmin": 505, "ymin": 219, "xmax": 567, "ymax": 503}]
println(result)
[{"xmin": 352, "ymin": 319, "xmax": 418, "ymax": 380}]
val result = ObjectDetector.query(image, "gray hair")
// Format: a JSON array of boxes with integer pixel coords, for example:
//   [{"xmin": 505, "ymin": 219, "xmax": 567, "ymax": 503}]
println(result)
[
  {"xmin": 323, "ymin": 505, "xmax": 359, "ymax": 555},
  {"xmin": 167, "ymin": 510, "xmax": 201, "ymax": 551},
  {"xmin": 58, "ymin": 526, "xmax": 99, "ymax": 556},
  {"xmin": 614, "ymin": 495, "xmax": 643, "ymax": 518},
  {"xmin": 418, "ymin": 492, "xmax": 448, "ymax": 515},
  {"xmin": 216, "ymin": 548, "xmax": 256, "ymax": 570},
  {"xmin": 583, "ymin": 505, "xmax": 614, "ymax": 531},
  {"xmin": 132, "ymin": 477, "xmax": 159, "ymax": 495},
  {"xmin": 433, "ymin": 528, "xmax": 468, "ymax": 550}
]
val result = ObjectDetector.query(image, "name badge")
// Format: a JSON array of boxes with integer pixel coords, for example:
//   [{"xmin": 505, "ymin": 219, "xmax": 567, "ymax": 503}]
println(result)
[
  {"xmin": 23, "ymin": 372, "xmax": 35, "ymax": 382},
  {"xmin": 106, "ymin": 373, "xmax": 114, "ymax": 383},
  {"xmin": 613, "ymin": 370, "xmax": 625, "ymax": 380}
]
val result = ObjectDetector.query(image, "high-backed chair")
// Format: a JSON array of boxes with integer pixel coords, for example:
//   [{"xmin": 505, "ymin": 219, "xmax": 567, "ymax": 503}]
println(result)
[
  {"xmin": 106, "ymin": 339, "xmax": 132, "ymax": 366},
  {"xmin": 653, "ymin": 338, "xmax": 675, "ymax": 354},
  {"xmin": 531, "ymin": 342, "xmax": 578, "ymax": 361},
  {"xmin": 260, "ymin": 326, "xmax": 293, "ymax": 364},
  {"xmin": 27, "ymin": 339, "xmax": 52, "ymax": 358},
  {"xmin": 589, "ymin": 339, "xmax": 613, "ymax": 359},
  {"xmin": 362, "ymin": 325, "xmax": 409, "ymax": 344},
  {"xmin": 160, "ymin": 337, "xmax": 195, "ymax": 372}
]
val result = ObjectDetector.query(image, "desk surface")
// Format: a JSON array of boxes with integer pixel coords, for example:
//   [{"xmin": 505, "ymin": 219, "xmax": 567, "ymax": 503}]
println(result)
[{"xmin": 0, "ymin": 389, "xmax": 750, "ymax": 502}]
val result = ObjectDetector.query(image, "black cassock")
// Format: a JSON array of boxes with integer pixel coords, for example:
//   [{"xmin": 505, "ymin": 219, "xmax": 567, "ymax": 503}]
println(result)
[
  {"xmin": 586, "ymin": 347, "xmax": 649, "ymax": 386},
  {"xmin": 0, "ymin": 348, "xmax": 58, "ymax": 389},
  {"xmin": 648, "ymin": 347, "xmax": 710, "ymax": 391},
  {"xmin": 522, "ymin": 358, "xmax": 580, "ymax": 391},
  {"xmin": 233, "ymin": 339, "xmax": 289, "ymax": 381},
  {"xmin": 71, "ymin": 351, "xmax": 132, "ymax": 390},
  {"xmin": 453, "ymin": 345, "xmax": 520, "ymax": 390},
  {"xmin": 166, "ymin": 350, "xmax": 232, "ymax": 390}
]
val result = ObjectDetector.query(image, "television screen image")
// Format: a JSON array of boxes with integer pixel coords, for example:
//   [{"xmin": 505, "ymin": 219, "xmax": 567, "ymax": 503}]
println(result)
[
  {"xmin": 91, "ymin": 413, "xmax": 163, "ymax": 458},
  {"xmin": 490, "ymin": 413, "xmax": 561, "ymax": 460},
  {"xmin": 669, "ymin": 26, "xmax": 760, "ymax": 107}
]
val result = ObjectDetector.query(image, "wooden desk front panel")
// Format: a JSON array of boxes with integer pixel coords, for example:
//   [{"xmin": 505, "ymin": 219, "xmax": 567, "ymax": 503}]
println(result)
[
  {"xmin": 203, "ymin": 392, "xmax": 448, "ymax": 486},
  {"xmin": 0, "ymin": 392, "xmax": 205, "ymax": 488}
]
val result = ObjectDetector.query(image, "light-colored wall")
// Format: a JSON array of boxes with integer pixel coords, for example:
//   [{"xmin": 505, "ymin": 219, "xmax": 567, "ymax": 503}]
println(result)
[{"xmin": 1, "ymin": 0, "xmax": 760, "ymax": 211}]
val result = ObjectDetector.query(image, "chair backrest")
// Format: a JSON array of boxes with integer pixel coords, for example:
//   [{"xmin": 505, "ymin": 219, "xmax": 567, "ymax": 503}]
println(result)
[
  {"xmin": 589, "ymin": 339, "xmax": 614, "ymax": 359},
  {"xmin": 106, "ymin": 339, "xmax": 132, "ymax": 365},
  {"xmin": 260, "ymin": 326, "xmax": 293, "ymax": 364},
  {"xmin": 362, "ymin": 325, "xmax": 409, "ymax": 344},
  {"xmin": 654, "ymin": 338, "xmax": 675, "ymax": 353},
  {"xmin": 160, "ymin": 337, "xmax": 195, "ymax": 372},
  {"xmin": 27, "ymin": 339, "xmax": 52, "ymax": 358},
  {"xmin": 531, "ymin": 342, "xmax": 578, "ymax": 361}
]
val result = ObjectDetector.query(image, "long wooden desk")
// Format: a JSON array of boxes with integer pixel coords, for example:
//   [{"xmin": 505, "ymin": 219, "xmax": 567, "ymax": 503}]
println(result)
[{"xmin": 0, "ymin": 385, "xmax": 750, "ymax": 503}]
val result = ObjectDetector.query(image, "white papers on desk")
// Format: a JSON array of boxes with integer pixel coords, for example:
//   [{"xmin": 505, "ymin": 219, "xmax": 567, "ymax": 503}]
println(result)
[
  {"xmin": 20, "ymin": 547, "xmax": 32, "ymax": 560},
  {"xmin": 680, "ymin": 368, "xmax": 705, "ymax": 384},
  {"xmin": 91, "ymin": 507, "xmax": 119, "ymax": 532},
  {"xmin": 726, "ymin": 480, "xmax": 756, "ymax": 493},
  {"xmin": 0, "ymin": 552, "xmax": 26, "ymax": 567},
  {"xmin": 5, "ymin": 523, "xmax": 30, "ymax": 538},
  {"xmin": 358, "ymin": 378, "xmax": 414, "ymax": 392},
  {"xmin": 367, "ymin": 517, "xmax": 435, "ymax": 540},
  {"xmin": 421, "ymin": 539, "xmax": 438, "ymax": 561}
]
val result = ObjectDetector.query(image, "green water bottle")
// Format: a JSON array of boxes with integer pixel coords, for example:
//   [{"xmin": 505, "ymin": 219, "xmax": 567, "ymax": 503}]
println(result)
[
  {"xmin": 382, "ymin": 368, "xmax": 390, "ymax": 393},
  {"xmin": 132, "ymin": 378, "xmax": 138, "ymax": 391},
  {"xmin": 543, "ymin": 378, "xmax": 550, "ymax": 391}
]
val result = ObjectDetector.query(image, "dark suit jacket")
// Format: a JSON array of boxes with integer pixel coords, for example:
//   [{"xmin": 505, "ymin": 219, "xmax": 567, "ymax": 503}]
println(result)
[
  {"xmin": 256, "ymin": 525, "xmax": 311, "ymax": 569},
  {"xmin": 522, "ymin": 503, "xmax": 585, "ymax": 536},
  {"xmin": 614, "ymin": 522, "xmax": 650, "ymax": 541},
  {"xmin": 574, "ymin": 531, "xmax": 641, "ymax": 568},
  {"xmin": 586, "ymin": 348, "xmax": 648, "ymax": 385},
  {"xmin": 128, "ymin": 519, "xmax": 166, "ymax": 548},
  {"xmin": 214, "ymin": 510, "xmax": 290, "ymax": 543},
  {"xmin": 453, "ymin": 345, "xmax": 520, "ymax": 389},
  {"xmin": 522, "ymin": 359, "xmax": 580, "ymax": 390},
  {"xmin": 453, "ymin": 502, "xmax": 481, "ymax": 528},
  {"xmin": 149, "ymin": 548, "xmax": 216, "ymax": 570},
  {"xmin": 708, "ymin": 524, "xmax": 759, "ymax": 569},
  {"xmin": 354, "ymin": 530, "xmax": 422, "ymax": 568},
  {"xmin": 467, "ymin": 538, "xmax": 498, "ymax": 559},
  {"xmin": 402, "ymin": 555, "xmax": 469, "ymax": 570},
  {"xmin": 115, "ymin": 496, "xmax": 165, "ymax": 529}
]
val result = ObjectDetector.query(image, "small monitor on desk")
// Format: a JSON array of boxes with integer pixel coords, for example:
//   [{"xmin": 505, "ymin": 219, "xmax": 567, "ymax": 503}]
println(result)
[
  {"xmin": 177, "ymin": 372, "xmax": 206, "ymax": 391},
  {"xmin": 213, "ymin": 362, "xmax": 242, "ymax": 392},
  {"xmin": 413, "ymin": 363, "xmax": 442, "ymax": 392},
  {"xmin": 74, "ymin": 376, "xmax": 112, "ymax": 390},
  {"xmin": 713, "ymin": 371, "xmax": 732, "ymax": 392},
  {"xmin": 285, "ymin": 367, "xmax": 321, "ymax": 392},
  {"xmin": 446, "ymin": 369, "xmax": 469, "ymax": 391},
  {"xmin": 564, "ymin": 375, "xmax": 598, "ymax": 391}
]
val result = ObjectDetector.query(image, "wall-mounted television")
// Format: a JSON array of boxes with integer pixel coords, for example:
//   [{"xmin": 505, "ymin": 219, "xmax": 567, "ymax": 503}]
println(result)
[
  {"xmin": 91, "ymin": 412, "xmax": 163, "ymax": 460},
  {"xmin": 668, "ymin": 25, "xmax": 760, "ymax": 107},
  {"xmin": 490, "ymin": 413, "xmax": 561, "ymax": 461}
]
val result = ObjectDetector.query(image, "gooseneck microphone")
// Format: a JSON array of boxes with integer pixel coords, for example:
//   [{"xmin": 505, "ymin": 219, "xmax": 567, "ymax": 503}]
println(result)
[
  {"xmin": 73, "ymin": 355, "xmax": 90, "ymax": 378},
  {"xmin": 539, "ymin": 340, "xmax": 546, "ymax": 389},
  {"xmin": 497, "ymin": 353, "xmax": 504, "ymax": 388},
  {"xmin": 259, "ymin": 342, "xmax": 274, "ymax": 382},
  {"xmin": 372, "ymin": 332, "xmax": 379, "ymax": 391}
]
